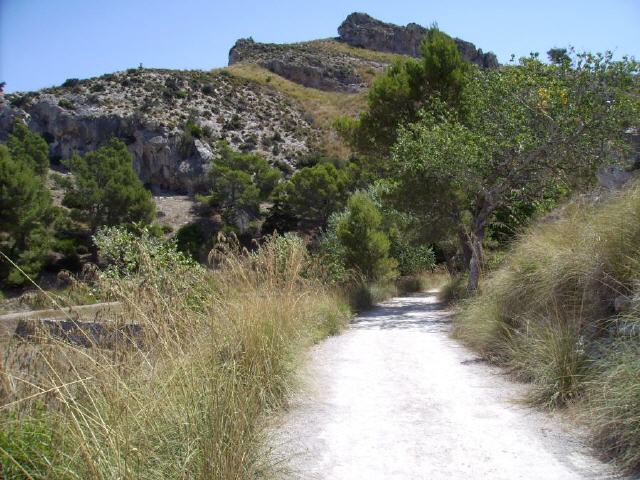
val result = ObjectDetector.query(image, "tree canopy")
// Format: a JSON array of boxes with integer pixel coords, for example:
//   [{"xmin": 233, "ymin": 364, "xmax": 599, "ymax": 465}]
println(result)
[
  {"xmin": 391, "ymin": 53, "xmax": 640, "ymax": 290},
  {"xmin": 0, "ymin": 132, "xmax": 55, "ymax": 286},
  {"xmin": 206, "ymin": 141, "xmax": 280, "ymax": 229},
  {"xmin": 63, "ymin": 138, "xmax": 155, "ymax": 232},
  {"xmin": 268, "ymin": 162, "xmax": 350, "ymax": 230}
]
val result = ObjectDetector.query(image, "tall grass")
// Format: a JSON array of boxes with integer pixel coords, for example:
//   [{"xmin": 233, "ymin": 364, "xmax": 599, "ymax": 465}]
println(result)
[
  {"xmin": 0, "ymin": 232, "xmax": 349, "ymax": 479},
  {"xmin": 453, "ymin": 183, "xmax": 640, "ymax": 473}
]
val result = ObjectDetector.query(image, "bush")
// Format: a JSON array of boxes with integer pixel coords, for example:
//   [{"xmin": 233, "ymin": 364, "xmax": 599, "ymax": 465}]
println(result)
[
  {"xmin": 392, "ymin": 241, "xmax": 436, "ymax": 276},
  {"xmin": 336, "ymin": 192, "xmax": 397, "ymax": 282},
  {"xmin": 175, "ymin": 222, "xmax": 209, "ymax": 261},
  {"xmin": 62, "ymin": 78, "xmax": 80, "ymax": 88},
  {"xmin": 58, "ymin": 98, "xmax": 75, "ymax": 110}
]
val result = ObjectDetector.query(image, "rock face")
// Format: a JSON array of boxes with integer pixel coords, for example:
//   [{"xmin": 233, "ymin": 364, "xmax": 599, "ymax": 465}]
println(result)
[
  {"xmin": 229, "ymin": 38, "xmax": 390, "ymax": 92},
  {"xmin": 1, "ymin": 69, "xmax": 317, "ymax": 193},
  {"xmin": 338, "ymin": 12, "xmax": 498, "ymax": 68}
]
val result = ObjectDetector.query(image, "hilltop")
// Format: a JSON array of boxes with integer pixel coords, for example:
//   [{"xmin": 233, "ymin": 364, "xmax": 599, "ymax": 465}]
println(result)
[{"xmin": 0, "ymin": 12, "xmax": 497, "ymax": 194}]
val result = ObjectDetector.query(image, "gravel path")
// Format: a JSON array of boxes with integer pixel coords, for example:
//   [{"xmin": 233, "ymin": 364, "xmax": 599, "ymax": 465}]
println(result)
[{"xmin": 270, "ymin": 293, "xmax": 623, "ymax": 480}]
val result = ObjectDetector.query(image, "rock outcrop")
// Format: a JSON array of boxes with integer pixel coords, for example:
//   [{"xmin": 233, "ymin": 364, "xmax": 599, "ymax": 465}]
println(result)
[
  {"xmin": 337, "ymin": 12, "xmax": 498, "ymax": 68},
  {"xmin": 1, "ymin": 69, "xmax": 317, "ymax": 193},
  {"xmin": 228, "ymin": 38, "xmax": 390, "ymax": 92}
]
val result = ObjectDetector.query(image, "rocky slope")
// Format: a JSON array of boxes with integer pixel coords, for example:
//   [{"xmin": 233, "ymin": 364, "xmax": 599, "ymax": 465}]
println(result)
[
  {"xmin": 1, "ymin": 69, "xmax": 316, "ymax": 193},
  {"xmin": 0, "ymin": 12, "xmax": 498, "ymax": 194},
  {"xmin": 338, "ymin": 12, "xmax": 498, "ymax": 68},
  {"xmin": 228, "ymin": 39, "xmax": 401, "ymax": 92}
]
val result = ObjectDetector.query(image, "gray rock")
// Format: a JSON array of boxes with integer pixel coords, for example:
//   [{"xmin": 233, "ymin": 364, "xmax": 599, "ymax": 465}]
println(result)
[
  {"xmin": 596, "ymin": 165, "xmax": 632, "ymax": 189},
  {"xmin": 337, "ymin": 12, "xmax": 498, "ymax": 68},
  {"xmin": 1, "ymin": 69, "xmax": 316, "ymax": 193},
  {"xmin": 228, "ymin": 38, "xmax": 384, "ymax": 92}
]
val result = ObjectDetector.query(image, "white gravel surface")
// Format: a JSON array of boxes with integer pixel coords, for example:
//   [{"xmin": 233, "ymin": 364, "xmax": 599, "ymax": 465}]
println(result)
[{"xmin": 270, "ymin": 293, "xmax": 624, "ymax": 480}]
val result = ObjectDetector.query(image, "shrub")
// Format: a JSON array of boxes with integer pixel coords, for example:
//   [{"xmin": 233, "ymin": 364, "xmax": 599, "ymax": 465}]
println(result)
[
  {"xmin": 62, "ymin": 78, "xmax": 80, "ymax": 88},
  {"xmin": 175, "ymin": 222, "xmax": 208, "ymax": 261},
  {"xmin": 58, "ymin": 98, "xmax": 75, "ymax": 110},
  {"xmin": 392, "ymin": 241, "xmax": 436, "ymax": 276},
  {"xmin": 336, "ymin": 192, "xmax": 397, "ymax": 282}
]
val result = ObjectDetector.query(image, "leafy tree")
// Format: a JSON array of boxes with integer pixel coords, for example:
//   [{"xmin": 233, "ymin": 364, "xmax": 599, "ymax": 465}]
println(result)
[
  {"xmin": 268, "ymin": 162, "xmax": 349, "ymax": 229},
  {"xmin": 205, "ymin": 141, "xmax": 280, "ymax": 228},
  {"xmin": 391, "ymin": 53, "xmax": 639, "ymax": 291},
  {"xmin": 337, "ymin": 27, "xmax": 470, "ymax": 171},
  {"xmin": 0, "ymin": 144, "xmax": 55, "ymax": 286},
  {"xmin": 63, "ymin": 138, "xmax": 155, "ymax": 233},
  {"xmin": 336, "ymin": 192, "xmax": 397, "ymax": 281},
  {"xmin": 7, "ymin": 121, "xmax": 49, "ymax": 177},
  {"xmin": 547, "ymin": 48, "xmax": 570, "ymax": 65}
]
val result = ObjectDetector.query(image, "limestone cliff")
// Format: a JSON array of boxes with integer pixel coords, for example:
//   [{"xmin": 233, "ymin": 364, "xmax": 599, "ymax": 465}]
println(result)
[
  {"xmin": 337, "ymin": 12, "xmax": 498, "ymax": 68},
  {"xmin": 1, "ymin": 69, "xmax": 316, "ymax": 193}
]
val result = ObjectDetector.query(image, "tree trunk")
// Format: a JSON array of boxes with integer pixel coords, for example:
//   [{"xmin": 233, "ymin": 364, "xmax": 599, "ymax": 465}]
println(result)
[
  {"xmin": 467, "ymin": 200, "xmax": 492, "ymax": 293},
  {"xmin": 457, "ymin": 228, "xmax": 473, "ymax": 268},
  {"xmin": 467, "ymin": 227, "xmax": 485, "ymax": 293}
]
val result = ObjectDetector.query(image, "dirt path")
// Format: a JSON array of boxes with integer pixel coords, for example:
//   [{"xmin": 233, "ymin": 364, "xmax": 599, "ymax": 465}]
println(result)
[{"xmin": 270, "ymin": 293, "xmax": 622, "ymax": 480}]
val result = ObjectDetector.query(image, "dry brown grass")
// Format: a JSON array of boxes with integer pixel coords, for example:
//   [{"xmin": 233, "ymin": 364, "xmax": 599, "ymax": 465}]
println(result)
[{"xmin": 0, "ymin": 232, "xmax": 350, "ymax": 479}]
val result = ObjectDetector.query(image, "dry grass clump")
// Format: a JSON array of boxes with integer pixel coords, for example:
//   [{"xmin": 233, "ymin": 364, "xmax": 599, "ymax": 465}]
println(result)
[
  {"xmin": 453, "ymin": 183, "xmax": 640, "ymax": 473},
  {"xmin": 0, "ymin": 232, "xmax": 349, "ymax": 479}
]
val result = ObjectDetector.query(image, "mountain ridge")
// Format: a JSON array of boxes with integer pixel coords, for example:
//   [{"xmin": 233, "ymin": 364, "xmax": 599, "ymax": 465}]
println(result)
[{"xmin": 0, "ymin": 12, "xmax": 497, "ymax": 193}]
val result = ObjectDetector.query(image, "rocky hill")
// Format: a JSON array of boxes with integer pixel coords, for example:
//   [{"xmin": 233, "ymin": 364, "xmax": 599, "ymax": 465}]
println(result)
[
  {"xmin": 0, "ymin": 69, "xmax": 316, "ymax": 193},
  {"xmin": 0, "ymin": 13, "xmax": 497, "ymax": 194},
  {"xmin": 228, "ymin": 38, "xmax": 401, "ymax": 92},
  {"xmin": 337, "ymin": 12, "xmax": 498, "ymax": 68}
]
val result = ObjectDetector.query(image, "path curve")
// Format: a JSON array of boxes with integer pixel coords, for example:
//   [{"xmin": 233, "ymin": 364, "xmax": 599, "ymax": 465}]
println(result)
[{"xmin": 270, "ymin": 293, "xmax": 622, "ymax": 480}]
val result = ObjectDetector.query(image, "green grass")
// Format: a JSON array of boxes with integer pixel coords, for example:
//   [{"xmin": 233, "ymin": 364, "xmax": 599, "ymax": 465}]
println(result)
[{"xmin": 453, "ymin": 182, "xmax": 640, "ymax": 473}]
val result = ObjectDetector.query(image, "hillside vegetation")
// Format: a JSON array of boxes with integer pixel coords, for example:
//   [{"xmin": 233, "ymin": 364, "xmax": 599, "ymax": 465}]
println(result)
[
  {"xmin": 225, "ymin": 62, "xmax": 367, "ymax": 158},
  {"xmin": 454, "ymin": 184, "xmax": 640, "ymax": 472}
]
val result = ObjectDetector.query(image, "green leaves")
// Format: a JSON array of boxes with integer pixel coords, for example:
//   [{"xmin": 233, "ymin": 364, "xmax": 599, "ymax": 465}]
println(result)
[
  {"xmin": 269, "ymin": 162, "xmax": 349, "ymax": 229},
  {"xmin": 62, "ymin": 138, "xmax": 155, "ymax": 231},
  {"xmin": 335, "ymin": 192, "xmax": 397, "ymax": 282},
  {"xmin": 207, "ymin": 141, "xmax": 281, "ymax": 226},
  {"xmin": 6, "ymin": 121, "xmax": 49, "ymax": 177},
  {"xmin": 0, "ymin": 127, "xmax": 55, "ymax": 286}
]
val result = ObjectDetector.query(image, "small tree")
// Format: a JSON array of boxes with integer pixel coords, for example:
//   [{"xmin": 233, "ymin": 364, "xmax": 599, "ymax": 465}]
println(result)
[
  {"xmin": 392, "ymin": 53, "xmax": 639, "ymax": 291},
  {"xmin": 7, "ymin": 121, "xmax": 49, "ymax": 177},
  {"xmin": 63, "ymin": 138, "xmax": 155, "ymax": 233},
  {"xmin": 336, "ymin": 192, "xmax": 396, "ymax": 281},
  {"xmin": 269, "ymin": 162, "xmax": 349, "ymax": 229},
  {"xmin": 207, "ymin": 141, "xmax": 280, "ymax": 227},
  {"xmin": 0, "ymin": 144, "xmax": 54, "ymax": 285}
]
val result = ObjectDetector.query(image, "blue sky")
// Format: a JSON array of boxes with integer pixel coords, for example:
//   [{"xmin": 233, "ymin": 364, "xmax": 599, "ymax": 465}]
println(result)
[{"xmin": 2, "ymin": 0, "xmax": 639, "ymax": 93}]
